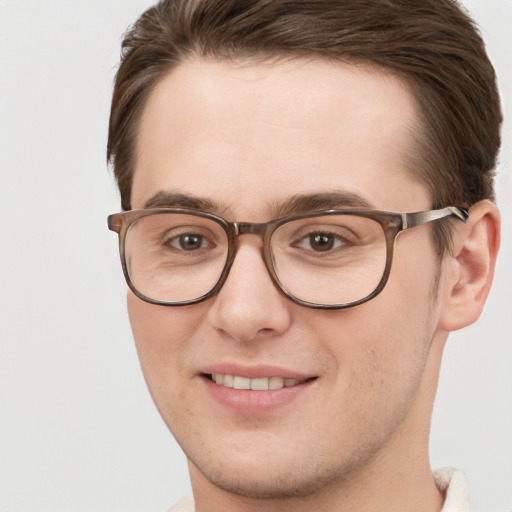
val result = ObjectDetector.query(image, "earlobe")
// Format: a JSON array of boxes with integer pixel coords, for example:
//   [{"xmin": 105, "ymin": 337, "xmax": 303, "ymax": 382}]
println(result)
[{"xmin": 438, "ymin": 200, "xmax": 500, "ymax": 332}]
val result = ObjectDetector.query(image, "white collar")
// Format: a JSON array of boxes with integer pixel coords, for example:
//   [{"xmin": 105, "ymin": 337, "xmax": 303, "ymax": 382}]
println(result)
[{"xmin": 435, "ymin": 467, "xmax": 472, "ymax": 512}]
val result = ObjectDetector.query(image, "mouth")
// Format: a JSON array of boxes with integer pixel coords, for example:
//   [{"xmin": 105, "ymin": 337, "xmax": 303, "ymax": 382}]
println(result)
[
  {"xmin": 201, "ymin": 368, "xmax": 317, "ymax": 413},
  {"xmin": 205, "ymin": 373, "xmax": 315, "ymax": 390}
]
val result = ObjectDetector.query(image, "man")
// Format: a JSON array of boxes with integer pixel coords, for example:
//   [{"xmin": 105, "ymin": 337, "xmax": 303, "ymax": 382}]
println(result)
[{"xmin": 107, "ymin": 1, "xmax": 501, "ymax": 510}]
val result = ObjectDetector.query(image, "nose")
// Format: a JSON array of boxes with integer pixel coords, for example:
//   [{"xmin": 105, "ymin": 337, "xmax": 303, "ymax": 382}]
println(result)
[{"xmin": 207, "ymin": 236, "xmax": 293, "ymax": 343}]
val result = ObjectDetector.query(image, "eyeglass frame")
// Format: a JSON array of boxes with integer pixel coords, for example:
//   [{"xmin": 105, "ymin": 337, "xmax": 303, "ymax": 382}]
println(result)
[{"xmin": 107, "ymin": 206, "xmax": 469, "ymax": 310}]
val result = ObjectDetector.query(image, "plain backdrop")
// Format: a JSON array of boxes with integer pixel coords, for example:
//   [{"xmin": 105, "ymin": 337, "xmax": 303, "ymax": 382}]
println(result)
[{"xmin": 0, "ymin": 1, "xmax": 510, "ymax": 511}]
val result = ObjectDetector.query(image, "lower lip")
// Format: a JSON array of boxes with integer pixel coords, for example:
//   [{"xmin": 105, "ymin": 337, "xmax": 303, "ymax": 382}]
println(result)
[{"xmin": 202, "ymin": 376, "xmax": 315, "ymax": 414}]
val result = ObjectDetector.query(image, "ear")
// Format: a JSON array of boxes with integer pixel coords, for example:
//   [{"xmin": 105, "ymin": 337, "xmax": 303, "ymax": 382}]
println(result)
[{"xmin": 438, "ymin": 200, "xmax": 500, "ymax": 332}]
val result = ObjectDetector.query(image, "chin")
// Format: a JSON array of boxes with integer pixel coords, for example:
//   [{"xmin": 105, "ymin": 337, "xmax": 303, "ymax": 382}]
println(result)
[
  {"xmin": 185, "ymin": 435, "xmax": 371, "ymax": 501},
  {"xmin": 190, "ymin": 458, "xmax": 342, "ymax": 499}
]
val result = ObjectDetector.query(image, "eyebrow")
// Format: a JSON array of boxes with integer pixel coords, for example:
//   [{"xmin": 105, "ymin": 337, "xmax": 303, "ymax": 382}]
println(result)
[
  {"xmin": 143, "ymin": 191, "xmax": 222, "ymax": 212},
  {"xmin": 142, "ymin": 190, "xmax": 374, "ymax": 218},
  {"xmin": 271, "ymin": 192, "xmax": 374, "ymax": 217}
]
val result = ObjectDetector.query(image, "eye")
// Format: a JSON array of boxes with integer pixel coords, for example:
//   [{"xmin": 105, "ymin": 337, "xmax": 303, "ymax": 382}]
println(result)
[
  {"xmin": 295, "ymin": 232, "xmax": 345, "ymax": 252},
  {"xmin": 167, "ymin": 233, "xmax": 210, "ymax": 251}
]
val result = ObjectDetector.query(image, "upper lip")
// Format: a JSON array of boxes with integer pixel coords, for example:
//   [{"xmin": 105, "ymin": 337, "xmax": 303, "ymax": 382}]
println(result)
[{"xmin": 200, "ymin": 363, "xmax": 314, "ymax": 381}]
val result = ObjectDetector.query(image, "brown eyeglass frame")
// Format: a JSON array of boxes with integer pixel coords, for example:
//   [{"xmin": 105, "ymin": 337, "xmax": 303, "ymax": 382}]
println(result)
[{"xmin": 108, "ymin": 206, "xmax": 469, "ymax": 310}]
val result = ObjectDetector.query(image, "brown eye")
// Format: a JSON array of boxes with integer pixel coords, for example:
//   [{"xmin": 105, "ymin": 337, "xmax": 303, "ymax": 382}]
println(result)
[
  {"xmin": 295, "ymin": 232, "xmax": 344, "ymax": 253},
  {"xmin": 163, "ymin": 233, "xmax": 209, "ymax": 251},
  {"xmin": 309, "ymin": 233, "xmax": 335, "ymax": 252},
  {"xmin": 175, "ymin": 234, "xmax": 206, "ymax": 251}
]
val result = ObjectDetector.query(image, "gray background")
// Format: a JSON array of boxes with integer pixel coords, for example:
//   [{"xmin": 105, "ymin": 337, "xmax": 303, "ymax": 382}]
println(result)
[{"xmin": 0, "ymin": 1, "xmax": 510, "ymax": 511}]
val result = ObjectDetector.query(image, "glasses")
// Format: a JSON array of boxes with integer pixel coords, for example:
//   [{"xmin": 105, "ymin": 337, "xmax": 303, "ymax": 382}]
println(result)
[{"xmin": 108, "ymin": 206, "xmax": 468, "ymax": 309}]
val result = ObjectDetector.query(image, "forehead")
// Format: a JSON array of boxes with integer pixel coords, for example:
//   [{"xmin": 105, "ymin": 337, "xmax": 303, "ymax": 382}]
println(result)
[{"xmin": 132, "ymin": 57, "xmax": 429, "ymax": 217}]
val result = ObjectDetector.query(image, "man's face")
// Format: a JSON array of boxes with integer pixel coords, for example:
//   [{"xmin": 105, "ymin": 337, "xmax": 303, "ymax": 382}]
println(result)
[{"xmin": 128, "ymin": 58, "xmax": 448, "ymax": 498}]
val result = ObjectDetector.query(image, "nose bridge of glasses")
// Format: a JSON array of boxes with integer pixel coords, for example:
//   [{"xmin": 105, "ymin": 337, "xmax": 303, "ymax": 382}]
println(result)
[
  {"xmin": 230, "ymin": 221, "xmax": 274, "ymax": 275},
  {"xmin": 225, "ymin": 221, "xmax": 279, "ymax": 293},
  {"xmin": 233, "ymin": 221, "xmax": 268, "ymax": 238}
]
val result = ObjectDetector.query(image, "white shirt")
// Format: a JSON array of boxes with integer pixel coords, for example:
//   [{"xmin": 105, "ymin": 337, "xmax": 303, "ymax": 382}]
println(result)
[
  {"xmin": 167, "ymin": 468, "xmax": 471, "ymax": 512},
  {"xmin": 435, "ymin": 468, "xmax": 471, "ymax": 512}
]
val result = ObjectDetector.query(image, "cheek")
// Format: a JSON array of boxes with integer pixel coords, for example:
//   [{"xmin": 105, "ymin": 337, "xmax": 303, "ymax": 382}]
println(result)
[
  {"xmin": 317, "ymin": 302, "xmax": 429, "ymax": 384},
  {"xmin": 126, "ymin": 292, "xmax": 205, "ymax": 397},
  {"xmin": 312, "ymin": 239, "xmax": 439, "ymax": 412},
  {"xmin": 393, "ymin": 229, "xmax": 440, "ymax": 293}
]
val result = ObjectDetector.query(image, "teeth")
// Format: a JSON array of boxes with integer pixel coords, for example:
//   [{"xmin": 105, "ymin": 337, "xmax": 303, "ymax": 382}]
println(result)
[
  {"xmin": 211, "ymin": 374, "xmax": 302, "ymax": 390},
  {"xmin": 269, "ymin": 376, "xmax": 284, "ymax": 389},
  {"xmin": 233, "ymin": 376, "xmax": 251, "ymax": 390},
  {"xmin": 251, "ymin": 378, "xmax": 269, "ymax": 391}
]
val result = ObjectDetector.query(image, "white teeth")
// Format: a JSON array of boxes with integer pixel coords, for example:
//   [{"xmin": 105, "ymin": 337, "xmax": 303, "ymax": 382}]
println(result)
[
  {"xmin": 211, "ymin": 374, "xmax": 304, "ymax": 390},
  {"xmin": 268, "ymin": 376, "xmax": 284, "ymax": 389},
  {"xmin": 251, "ymin": 378, "xmax": 269, "ymax": 391},
  {"xmin": 233, "ymin": 376, "xmax": 251, "ymax": 390}
]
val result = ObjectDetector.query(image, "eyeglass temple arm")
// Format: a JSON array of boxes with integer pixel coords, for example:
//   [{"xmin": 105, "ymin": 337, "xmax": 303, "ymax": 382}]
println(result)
[{"xmin": 402, "ymin": 206, "xmax": 469, "ymax": 230}]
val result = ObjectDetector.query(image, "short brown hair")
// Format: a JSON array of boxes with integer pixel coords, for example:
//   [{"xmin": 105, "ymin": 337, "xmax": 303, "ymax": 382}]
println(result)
[{"xmin": 107, "ymin": 0, "xmax": 502, "ymax": 253}]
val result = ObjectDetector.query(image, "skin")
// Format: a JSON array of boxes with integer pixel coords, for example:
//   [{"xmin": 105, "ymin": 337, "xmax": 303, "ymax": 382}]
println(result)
[{"xmin": 127, "ymin": 58, "xmax": 499, "ymax": 512}]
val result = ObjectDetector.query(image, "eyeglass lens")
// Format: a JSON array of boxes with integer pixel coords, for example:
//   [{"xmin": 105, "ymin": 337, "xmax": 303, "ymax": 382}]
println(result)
[{"xmin": 123, "ymin": 212, "xmax": 388, "ymax": 306}]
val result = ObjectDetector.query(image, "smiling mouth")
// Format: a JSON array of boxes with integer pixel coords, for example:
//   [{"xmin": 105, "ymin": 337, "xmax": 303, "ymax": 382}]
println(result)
[{"xmin": 206, "ymin": 374, "xmax": 315, "ymax": 390}]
